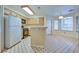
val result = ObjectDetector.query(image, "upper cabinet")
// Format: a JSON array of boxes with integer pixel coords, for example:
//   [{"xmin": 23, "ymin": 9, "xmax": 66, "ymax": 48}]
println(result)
[
  {"xmin": 27, "ymin": 18, "xmax": 39, "ymax": 25},
  {"xmin": 23, "ymin": 17, "xmax": 44, "ymax": 25},
  {"xmin": 39, "ymin": 17, "xmax": 44, "ymax": 25}
]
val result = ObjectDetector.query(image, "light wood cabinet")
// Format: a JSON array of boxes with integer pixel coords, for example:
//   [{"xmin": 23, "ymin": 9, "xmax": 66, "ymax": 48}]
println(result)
[
  {"xmin": 27, "ymin": 18, "xmax": 39, "ymax": 25},
  {"xmin": 25, "ymin": 17, "xmax": 44, "ymax": 25},
  {"xmin": 30, "ymin": 27, "xmax": 46, "ymax": 48},
  {"xmin": 39, "ymin": 17, "xmax": 44, "ymax": 25}
]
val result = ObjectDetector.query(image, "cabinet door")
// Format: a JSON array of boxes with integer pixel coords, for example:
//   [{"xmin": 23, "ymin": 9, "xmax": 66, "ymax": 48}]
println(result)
[
  {"xmin": 27, "ymin": 18, "xmax": 39, "ymax": 24},
  {"xmin": 39, "ymin": 17, "xmax": 44, "ymax": 25}
]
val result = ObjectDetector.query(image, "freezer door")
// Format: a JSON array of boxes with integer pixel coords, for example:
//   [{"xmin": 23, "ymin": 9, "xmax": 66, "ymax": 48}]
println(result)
[{"xmin": 8, "ymin": 16, "xmax": 21, "ymax": 26}]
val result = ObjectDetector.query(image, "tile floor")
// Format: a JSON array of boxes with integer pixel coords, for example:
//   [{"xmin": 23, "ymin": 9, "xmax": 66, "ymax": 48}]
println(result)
[
  {"xmin": 44, "ymin": 35, "xmax": 79, "ymax": 53},
  {"xmin": 31, "ymin": 46, "xmax": 44, "ymax": 53},
  {"xmin": 3, "ymin": 37, "xmax": 34, "ymax": 53},
  {"xmin": 3, "ymin": 35, "xmax": 79, "ymax": 53}
]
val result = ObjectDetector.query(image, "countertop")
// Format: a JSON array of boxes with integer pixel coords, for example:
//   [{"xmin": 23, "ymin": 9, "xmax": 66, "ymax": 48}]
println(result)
[{"xmin": 23, "ymin": 26, "xmax": 47, "ymax": 29}]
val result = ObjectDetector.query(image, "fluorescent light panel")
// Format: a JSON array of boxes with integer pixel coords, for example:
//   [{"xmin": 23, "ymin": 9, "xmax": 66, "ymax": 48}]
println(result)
[{"xmin": 23, "ymin": 7, "xmax": 34, "ymax": 15}]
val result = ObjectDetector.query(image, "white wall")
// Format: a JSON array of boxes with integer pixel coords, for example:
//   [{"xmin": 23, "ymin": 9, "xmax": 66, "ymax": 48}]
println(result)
[{"xmin": 0, "ymin": 6, "xmax": 4, "ymax": 52}]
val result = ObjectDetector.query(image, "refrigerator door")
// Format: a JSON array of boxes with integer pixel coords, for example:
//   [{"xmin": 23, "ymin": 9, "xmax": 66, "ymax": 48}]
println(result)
[
  {"xmin": 4, "ymin": 16, "xmax": 22, "ymax": 48},
  {"xmin": 8, "ymin": 16, "xmax": 21, "ymax": 27},
  {"xmin": 9, "ymin": 26, "xmax": 22, "ymax": 47}
]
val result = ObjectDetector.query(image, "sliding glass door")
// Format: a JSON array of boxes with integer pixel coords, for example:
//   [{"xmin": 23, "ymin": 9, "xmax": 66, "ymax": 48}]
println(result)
[{"xmin": 46, "ymin": 17, "xmax": 53, "ymax": 35}]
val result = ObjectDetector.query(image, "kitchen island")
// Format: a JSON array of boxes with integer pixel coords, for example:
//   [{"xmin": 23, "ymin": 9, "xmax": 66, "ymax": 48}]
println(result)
[{"xmin": 24, "ymin": 26, "xmax": 47, "ymax": 48}]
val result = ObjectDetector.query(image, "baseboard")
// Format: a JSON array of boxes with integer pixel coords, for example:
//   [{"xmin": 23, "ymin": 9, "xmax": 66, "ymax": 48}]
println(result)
[
  {"xmin": 53, "ymin": 34, "xmax": 78, "ymax": 39},
  {"xmin": 2, "ymin": 41, "xmax": 21, "ymax": 53},
  {"xmin": 31, "ymin": 45, "xmax": 44, "ymax": 48}
]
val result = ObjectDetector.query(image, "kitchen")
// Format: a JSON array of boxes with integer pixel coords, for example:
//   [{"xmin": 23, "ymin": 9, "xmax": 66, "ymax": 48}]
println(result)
[
  {"xmin": 0, "ymin": 5, "xmax": 46, "ymax": 53},
  {"xmin": 0, "ymin": 5, "xmax": 79, "ymax": 53}
]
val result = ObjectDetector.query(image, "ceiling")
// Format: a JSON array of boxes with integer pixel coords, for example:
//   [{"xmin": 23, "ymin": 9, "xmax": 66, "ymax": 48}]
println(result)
[
  {"xmin": 4, "ymin": 5, "xmax": 30, "ymax": 16},
  {"xmin": 4, "ymin": 5, "xmax": 79, "ymax": 17},
  {"xmin": 29, "ymin": 5, "xmax": 79, "ymax": 16}
]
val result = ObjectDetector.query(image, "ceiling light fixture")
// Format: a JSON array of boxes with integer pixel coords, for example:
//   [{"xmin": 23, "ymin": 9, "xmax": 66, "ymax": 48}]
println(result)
[
  {"xmin": 58, "ymin": 6, "xmax": 64, "ymax": 19},
  {"xmin": 59, "ymin": 16, "xmax": 64, "ymax": 19},
  {"xmin": 22, "ymin": 7, "xmax": 34, "ymax": 15}
]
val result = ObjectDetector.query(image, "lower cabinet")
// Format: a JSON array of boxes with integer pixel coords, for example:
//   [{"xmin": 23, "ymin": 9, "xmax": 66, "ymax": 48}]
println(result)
[{"xmin": 30, "ymin": 27, "xmax": 46, "ymax": 48}]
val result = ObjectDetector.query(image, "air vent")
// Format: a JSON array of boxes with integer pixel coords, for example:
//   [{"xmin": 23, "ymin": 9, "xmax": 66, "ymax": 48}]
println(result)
[{"xmin": 68, "ymin": 9, "xmax": 74, "ymax": 12}]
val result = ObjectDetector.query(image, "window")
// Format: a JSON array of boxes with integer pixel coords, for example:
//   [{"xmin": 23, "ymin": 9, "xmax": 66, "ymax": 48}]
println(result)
[
  {"xmin": 54, "ymin": 20, "xmax": 58, "ymax": 30},
  {"xmin": 61, "ymin": 17, "xmax": 73, "ymax": 31}
]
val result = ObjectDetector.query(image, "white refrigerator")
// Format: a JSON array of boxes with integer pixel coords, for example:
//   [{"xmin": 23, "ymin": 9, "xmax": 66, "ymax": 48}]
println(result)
[{"xmin": 4, "ymin": 16, "xmax": 22, "ymax": 48}]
